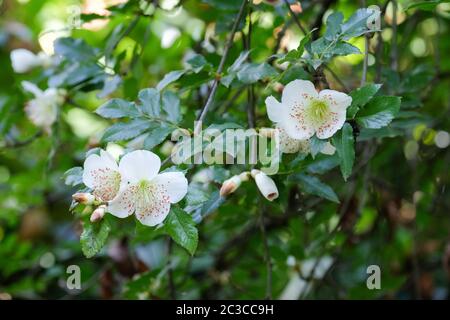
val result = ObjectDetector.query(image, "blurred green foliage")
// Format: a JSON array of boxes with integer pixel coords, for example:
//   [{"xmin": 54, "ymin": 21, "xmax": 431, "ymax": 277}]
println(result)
[{"xmin": 0, "ymin": 0, "xmax": 449, "ymax": 300}]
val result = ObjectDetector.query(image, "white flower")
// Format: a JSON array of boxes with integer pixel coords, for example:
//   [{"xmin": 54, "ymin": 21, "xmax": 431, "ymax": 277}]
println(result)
[
  {"xmin": 265, "ymin": 79, "xmax": 352, "ymax": 140},
  {"xmin": 251, "ymin": 169, "xmax": 279, "ymax": 201},
  {"xmin": 82, "ymin": 150, "xmax": 122, "ymax": 202},
  {"xmin": 108, "ymin": 150, "xmax": 188, "ymax": 226},
  {"xmin": 275, "ymin": 125, "xmax": 336, "ymax": 155},
  {"xmin": 22, "ymin": 81, "xmax": 65, "ymax": 131},
  {"xmin": 10, "ymin": 49, "xmax": 49, "ymax": 73}
]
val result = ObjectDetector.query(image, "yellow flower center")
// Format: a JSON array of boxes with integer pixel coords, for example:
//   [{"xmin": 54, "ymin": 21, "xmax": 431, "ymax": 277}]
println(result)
[{"xmin": 307, "ymin": 99, "xmax": 329, "ymax": 123}]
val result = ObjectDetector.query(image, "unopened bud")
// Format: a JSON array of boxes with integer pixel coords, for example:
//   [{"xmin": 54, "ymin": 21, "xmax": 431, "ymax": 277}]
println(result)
[
  {"xmin": 219, "ymin": 175, "xmax": 242, "ymax": 197},
  {"xmin": 90, "ymin": 205, "xmax": 106, "ymax": 223},
  {"xmin": 72, "ymin": 192, "xmax": 95, "ymax": 205},
  {"xmin": 251, "ymin": 169, "xmax": 279, "ymax": 201}
]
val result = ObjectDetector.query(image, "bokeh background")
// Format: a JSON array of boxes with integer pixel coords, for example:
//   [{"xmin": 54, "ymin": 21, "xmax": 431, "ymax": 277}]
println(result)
[{"xmin": 0, "ymin": 0, "xmax": 449, "ymax": 299}]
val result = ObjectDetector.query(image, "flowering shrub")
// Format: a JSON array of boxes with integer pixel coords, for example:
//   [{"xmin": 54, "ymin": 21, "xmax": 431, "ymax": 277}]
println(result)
[{"xmin": 1, "ymin": 0, "xmax": 449, "ymax": 300}]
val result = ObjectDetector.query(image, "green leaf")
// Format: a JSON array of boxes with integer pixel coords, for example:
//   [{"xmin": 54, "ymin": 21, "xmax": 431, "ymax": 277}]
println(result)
[
  {"xmin": 331, "ymin": 41, "xmax": 361, "ymax": 56},
  {"xmin": 156, "ymin": 70, "xmax": 186, "ymax": 91},
  {"xmin": 347, "ymin": 83, "xmax": 382, "ymax": 118},
  {"xmin": 54, "ymin": 37, "xmax": 97, "ymax": 61},
  {"xmin": 405, "ymin": 0, "xmax": 443, "ymax": 11},
  {"xmin": 96, "ymin": 99, "xmax": 141, "ymax": 118},
  {"xmin": 186, "ymin": 183, "xmax": 210, "ymax": 207},
  {"xmin": 309, "ymin": 136, "xmax": 326, "ymax": 158},
  {"xmin": 306, "ymin": 154, "xmax": 340, "ymax": 174},
  {"xmin": 186, "ymin": 54, "xmax": 210, "ymax": 73},
  {"xmin": 80, "ymin": 219, "xmax": 111, "ymax": 258},
  {"xmin": 164, "ymin": 207, "xmax": 198, "ymax": 255},
  {"xmin": 332, "ymin": 123, "xmax": 355, "ymax": 181},
  {"xmin": 143, "ymin": 124, "xmax": 173, "ymax": 150},
  {"xmin": 356, "ymin": 96, "xmax": 401, "ymax": 129},
  {"xmin": 288, "ymin": 174, "xmax": 339, "ymax": 203},
  {"xmin": 138, "ymin": 88, "xmax": 161, "ymax": 117},
  {"xmin": 324, "ymin": 12, "xmax": 343, "ymax": 40},
  {"xmin": 237, "ymin": 63, "xmax": 277, "ymax": 84},
  {"xmin": 200, "ymin": 190, "xmax": 225, "ymax": 216},
  {"xmin": 64, "ymin": 167, "xmax": 83, "ymax": 186},
  {"xmin": 162, "ymin": 91, "xmax": 181, "ymax": 123},
  {"xmin": 341, "ymin": 8, "xmax": 374, "ymax": 39},
  {"xmin": 102, "ymin": 118, "xmax": 151, "ymax": 142},
  {"xmin": 229, "ymin": 51, "xmax": 250, "ymax": 73}
]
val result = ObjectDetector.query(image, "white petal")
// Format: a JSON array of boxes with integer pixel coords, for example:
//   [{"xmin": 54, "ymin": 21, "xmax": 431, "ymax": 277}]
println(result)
[
  {"xmin": 134, "ymin": 182, "xmax": 171, "ymax": 226},
  {"xmin": 315, "ymin": 111, "xmax": 346, "ymax": 139},
  {"xmin": 280, "ymin": 108, "xmax": 315, "ymax": 140},
  {"xmin": 319, "ymin": 89, "xmax": 352, "ymax": 113},
  {"xmin": 281, "ymin": 79, "xmax": 318, "ymax": 107},
  {"xmin": 276, "ymin": 126, "xmax": 302, "ymax": 154},
  {"xmin": 10, "ymin": 49, "xmax": 40, "ymax": 73},
  {"xmin": 265, "ymin": 96, "xmax": 283, "ymax": 123},
  {"xmin": 152, "ymin": 172, "xmax": 188, "ymax": 203},
  {"xmin": 119, "ymin": 150, "xmax": 161, "ymax": 184},
  {"xmin": 107, "ymin": 185, "xmax": 137, "ymax": 218},
  {"xmin": 22, "ymin": 81, "xmax": 43, "ymax": 97},
  {"xmin": 82, "ymin": 151, "xmax": 120, "ymax": 201}
]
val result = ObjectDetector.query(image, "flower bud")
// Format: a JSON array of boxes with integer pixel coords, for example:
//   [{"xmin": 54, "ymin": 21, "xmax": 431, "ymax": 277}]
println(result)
[
  {"xmin": 10, "ymin": 49, "xmax": 43, "ymax": 73},
  {"xmin": 72, "ymin": 192, "xmax": 95, "ymax": 205},
  {"xmin": 251, "ymin": 169, "xmax": 279, "ymax": 201},
  {"xmin": 90, "ymin": 205, "xmax": 106, "ymax": 223},
  {"xmin": 219, "ymin": 175, "xmax": 242, "ymax": 197}
]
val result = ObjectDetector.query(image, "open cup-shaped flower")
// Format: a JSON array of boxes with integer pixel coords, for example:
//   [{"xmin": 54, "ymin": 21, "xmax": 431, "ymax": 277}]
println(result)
[
  {"xmin": 108, "ymin": 150, "xmax": 188, "ymax": 226},
  {"xmin": 265, "ymin": 79, "xmax": 352, "ymax": 140},
  {"xmin": 82, "ymin": 149, "xmax": 121, "ymax": 202}
]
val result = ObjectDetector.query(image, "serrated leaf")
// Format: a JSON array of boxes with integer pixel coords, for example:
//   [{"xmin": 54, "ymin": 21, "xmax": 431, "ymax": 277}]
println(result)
[
  {"xmin": 162, "ymin": 91, "xmax": 181, "ymax": 123},
  {"xmin": 347, "ymin": 83, "xmax": 382, "ymax": 118},
  {"xmin": 331, "ymin": 41, "xmax": 361, "ymax": 56},
  {"xmin": 288, "ymin": 173, "xmax": 339, "ymax": 203},
  {"xmin": 54, "ymin": 37, "xmax": 97, "ymax": 61},
  {"xmin": 64, "ymin": 167, "xmax": 84, "ymax": 186},
  {"xmin": 143, "ymin": 125, "xmax": 173, "ymax": 150},
  {"xmin": 96, "ymin": 99, "xmax": 141, "ymax": 118},
  {"xmin": 324, "ymin": 12, "xmax": 343, "ymax": 40},
  {"xmin": 102, "ymin": 118, "xmax": 151, "ymax": 142},
  {"xmin": 80, "ymin": 219, "xmax": 111, "ymax": 258},
  {"xmin": 228, "ymin": 51, "xmax": 250, "ymax": 73},
  {"xmin": 309, "ymin": 136, "xmax": 326, "ymax": 158},
  {"xmin": 332, "ymin": 123, "xmax": 354, "ymax": 181},
  {"xmin": 186, "ymin": 54, "xmax": 209, "ymax": 73},
  {"xmin": 156, "ymin": 70, "xmax": 186, "ymax": 91},
  {"xmin": 164, "ymin": 207, "xmax": 198, "ymax": 255},
  {"xmin": 356, "ymin": 96, "xmax": 401, "ymax": 129},
  {"xmin": 237, "ymin": 63, "xmax": 277, "ymax": 84},
  {"xmin": 341, "ymin": 8, "xmax": 374, "ymax": 39},
  {"xmin": 138, "ymin": 88, "xmax": 161, "ymax": 117}
]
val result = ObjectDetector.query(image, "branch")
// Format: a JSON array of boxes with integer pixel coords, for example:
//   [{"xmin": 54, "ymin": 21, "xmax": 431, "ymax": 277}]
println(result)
[
  {"xmin": 283, "ymin": 0, "xmax": 307, "ymax": 35},
  {"xmin": 194, "ymin": 0, "xmax": 247, "ymax": 133}
]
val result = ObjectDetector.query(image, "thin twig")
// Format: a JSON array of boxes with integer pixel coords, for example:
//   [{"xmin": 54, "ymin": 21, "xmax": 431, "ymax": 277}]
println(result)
[
  {"xmin": 246, "ymin": 5, "xmax": 256, "ymax": 128},
  {"xmin": 390, "ymin": 0, "xmax": 398, "ymax": 72},
  {"xmin": 282, "ymin": 0, "xmax": 307, "ymax": 35},
  {"xmin": 195, "ymin": 0, "xmax": 247, "ymax": 134},
  {"xmin": 324, "ymin": 65, "xmax": 349, "ymax": 92}
]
